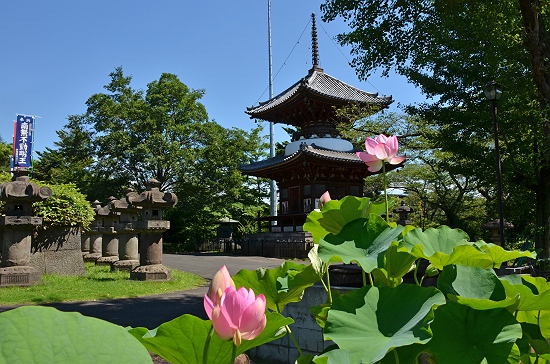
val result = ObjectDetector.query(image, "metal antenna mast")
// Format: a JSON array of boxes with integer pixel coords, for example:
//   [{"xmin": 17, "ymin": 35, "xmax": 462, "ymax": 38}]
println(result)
[{"xmin": 267, "ymin": 0, "xmax": 277, "ymax": 218}]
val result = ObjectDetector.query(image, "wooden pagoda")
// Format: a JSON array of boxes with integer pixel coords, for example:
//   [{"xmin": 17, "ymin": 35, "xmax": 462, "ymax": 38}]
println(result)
[{"xmin": 240, "ymin": 14, "xmax": 400, "ymax": 255}]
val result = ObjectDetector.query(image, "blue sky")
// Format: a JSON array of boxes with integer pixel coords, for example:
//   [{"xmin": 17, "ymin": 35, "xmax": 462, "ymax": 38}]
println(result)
[{"xmin": 1, "ymin": 1, "xmax": 425, "ymax": 154}]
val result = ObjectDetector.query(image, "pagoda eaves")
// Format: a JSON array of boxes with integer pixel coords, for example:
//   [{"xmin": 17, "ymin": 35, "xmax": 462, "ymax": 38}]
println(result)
[{"xmin": 246, "ymin": 68, "xmax": 393, "ymax": 127}]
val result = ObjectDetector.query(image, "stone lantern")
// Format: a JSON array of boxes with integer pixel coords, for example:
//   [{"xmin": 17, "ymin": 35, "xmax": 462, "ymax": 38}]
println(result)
[
  {"xmin": 111, "ymin": 188, "xmax": 141, "ymax": 272},
  {"xmin": 95, "ymin": 197, "xmax": 120, "ymax": 265},
  {"xmin": 482, "ymin": 219, "xmax": 514, "ymax": 246},
  {"xmin": 0, "ymin": 170, "xmax": 52, "ymax": 286},
  {"xmin": 82, "ymin": 200, "xmax": 104, "ymax": 262},
  {"xmin": 393, "ymin": 200, "xmax": 414, "ymax": 226},
  {"xmin": 128, "ymin": 179, "xmax": 177, "ymax": 281}
]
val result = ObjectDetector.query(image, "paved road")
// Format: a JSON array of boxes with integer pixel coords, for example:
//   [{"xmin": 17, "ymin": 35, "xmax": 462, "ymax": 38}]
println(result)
[{"xmin": 0, "ymin": 254, "xmax": 287, "ymax": 329}]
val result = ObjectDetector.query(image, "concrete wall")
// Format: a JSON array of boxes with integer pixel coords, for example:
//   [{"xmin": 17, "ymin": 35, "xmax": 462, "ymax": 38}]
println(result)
[
  {"xmin": 248, "ymin": 285, "xmax": 335, "ymax": 363},
  {"xmin": 30, "ymin": 226, "xmax": 85, "ymax": 276}
]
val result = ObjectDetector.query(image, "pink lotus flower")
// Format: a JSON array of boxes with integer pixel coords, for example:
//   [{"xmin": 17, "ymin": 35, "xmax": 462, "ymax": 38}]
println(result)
[
  {"xmin": 205, "ymin": 265, "xmax": 235, "ymax": 308},
  {"xmin": 205, "ymin": 286, "xmax": 267, "ymax": 346},
  {"xmin": 356, "ymin": 134, "xmax": 406, "ymax": 172},
  {"xmin": 319, "ymin": 191, "xmax": 331, "ymax": 209}
]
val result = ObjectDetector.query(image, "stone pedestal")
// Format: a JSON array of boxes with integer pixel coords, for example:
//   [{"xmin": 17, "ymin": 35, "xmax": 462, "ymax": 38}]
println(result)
[
  {"xmin": 83, "ymin": 201, "xmax": 106, "ymax": 262},
  {"xmin": 131, "ymin": 220, "xmax": 171, "ymax": 280},
  {"xmin": 111, "ymin": 230, "xmax": 139, "ymax": 272},
  {"xmin": 0, "ymin": 218, "xmax": 43, "ymax": 286},
  {"xmin": 94, "ymin": 198, "xmax": 119, "ymax": 266},
  {"xmin": 83, "ymin": 230, "xmax": 102, "ymax": 262},
  {"xmin": 128, "ymin": 179, "xmax": 177, "ymax": 281},
  {"xmin": 96, "ymin": 227, "xmax": 118, "ymax": 266},
  {"xmin": 111, "ymin": 189, "xmax": 141, "ymax": 272},
  {"xmin": 0, "ymin": 170, "xmax": 52, "ymax": 286},
  {"xmin": 81, "ymin": 232, "xmax": 90, "ymax": 255}
]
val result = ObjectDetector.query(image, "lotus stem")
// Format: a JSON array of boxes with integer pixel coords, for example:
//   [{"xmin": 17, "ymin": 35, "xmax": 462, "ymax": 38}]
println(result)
[
  {"xmin": 230, "ymin": 343, "xmax": 237, "ymax": 364},
  {"xmin": 277, "ymin": 303, "xmax": 303, "ymax": 356},
  {"xmin": 393, "ymin": 348, "xmax": 400, "ymax": 364},
  {"xmin": 383, "ymin": 164, "xmax": 389, "ymax": 223},
  {"xmin": 414, "ymin": 259, "xmax": 421, "ymax": 286},
  {"xmin": 203, "ymin": 325, "xmax": 214, "ymax": 364},
  {"xmin": 363, "ymin": 270, "xmax": 367, "ymax": 286},
  {"xmin": 326, "ymin": 268, "xmax": 333, "ymax": 304}
]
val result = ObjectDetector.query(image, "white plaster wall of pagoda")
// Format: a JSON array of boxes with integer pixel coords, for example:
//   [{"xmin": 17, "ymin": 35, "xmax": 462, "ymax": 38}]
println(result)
[{"xmin": 285, "ymin": 137, "xmax": 354, "ymax": 156}]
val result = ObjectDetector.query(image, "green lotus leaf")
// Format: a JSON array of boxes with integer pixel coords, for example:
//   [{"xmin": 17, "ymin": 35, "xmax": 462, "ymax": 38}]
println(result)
[
  {"xmin": 323, "ymin": 285, "xmax": 445, "ymax": 363},
  {"xmin": 318, "ymin": 216, "xmax": 404, "ymax": 273},
  {"xmin": 303, "ymin": 196, "xmax": 389, "ymax": 244},
  {"xmin": 296, "ymin": 353, "xmax": 316, "ymax": 364},
  {"xmin": 0, "ymin": 306, "xmax": 152, "ymax": 364},
  {"xmin": 437, "ymin": 265, "xmax": 506, "ymax": 300},
  {"xmin": 312, "ymin": 348, "xmax": 352, "ymax": 364},
  {"xmin": 448, "ymin": 294, "xmax": 520, "ymax": 312},
  {"xmin": 500, "ymin": 275, "xmax": 550, "ymax": 312},
  {"xmin": 308, "ymin": 244, "xmax": 328, "ymax": 279},
  {"xmin": 313, "ymin": 349, "xmax": 351, "ymax": 364},
  {"xmin": 401, "ymin": 225, "xmax": 470, "ymax": 256},
  {"xmin": 516, "ymin": 322, "xmax": 550, "ymax": 361},
  {"xmin": 384, "ymin": 242, "xmax": 417, "ymax": 283},
  {"xmin": 232, "ymin": 261, "xmax": 320, "ymax": 312},
  {"xmin": 428, "ymin": 301, "xmax": 522, "ymax": 364},
  {"xmin": 129, "ymin": 311, "xmax": 292, "ymax": 364},
  {"xmin": 404, "ymin": 227, "xmax": 535, "ymax": 269},
  {"xmin": 370, "ymin": 243, "xmax": 416, "ymax": 287},
  {"xmin": 516, "ymin": 310, "xmax": 550, "ymax": 341},
  {"xmin": 478, "ymin": 243, "xmax": 537, "ymax": 266},
  {"xmin": 379, "ymin": 344, "xmax": 427, "ymax": 364}
]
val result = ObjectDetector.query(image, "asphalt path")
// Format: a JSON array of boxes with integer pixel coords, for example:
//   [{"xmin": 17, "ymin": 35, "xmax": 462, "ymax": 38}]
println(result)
[{"xmin": 0, "ymin": 253, "xmax": 287, "ymax": 329}]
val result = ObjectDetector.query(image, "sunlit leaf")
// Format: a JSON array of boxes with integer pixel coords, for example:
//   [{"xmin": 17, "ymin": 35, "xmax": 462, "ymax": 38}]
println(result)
[
  {"xmin": 501, "ymin": 275, "xmax": 550, "ymax": 311},
  {"xmin": 0, "ymin": 306, "xmax": 152, "ymax": 364},
  {"xmin": 323, "ymin": 285, "xmax": 445, "ymax": 363},
  {"xmin": 318, "ymin": 215, "xmax": 404, "ymax": 273},
  {"xmin": 232, "ymin": 261, "xmax": 320, "ymax": 312},
  {"xmin": 303, "ymin": 196, "xmax": 389, "ymax": 244},
  {"xmin": 129, "ymin": 311, "xmax": 292, "ymax": 364},
  {"xmin": 402, "ymin": 226, "xmax": 535, "ymax": 269},
  {"xmin": 428, "ymin": 301, "xmax": 522, "ymax": 363}
]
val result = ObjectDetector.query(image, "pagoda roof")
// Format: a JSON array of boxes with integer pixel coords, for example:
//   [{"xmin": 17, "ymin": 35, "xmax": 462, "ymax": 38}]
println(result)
[
  {"xmin": 246, "ymin": 68, "xmax": 393, "ymax": 123},
  {"xmin": 239, "ymin": 142, "xmax": 402, "ymax": 179}
]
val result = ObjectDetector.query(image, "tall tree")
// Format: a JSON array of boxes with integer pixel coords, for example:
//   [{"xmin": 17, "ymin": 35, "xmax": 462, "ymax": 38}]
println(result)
[
  {"xmin": 166, "ymin": 124, "xmax": 270, "ymax": 249},
  {"xmin": 37, "ymin": 68, "xmax": 271, "ymax": 248},
  {"xmin": 34, "ymin": 115, "xmax": 124, "ymax": 201},
  {"xmin": 81, "ymin": 67, "xmax": 208, "ymax": 192},
  {"xmin": 321, "ymin": 0, "xmax": 550, "ymax": 255}
]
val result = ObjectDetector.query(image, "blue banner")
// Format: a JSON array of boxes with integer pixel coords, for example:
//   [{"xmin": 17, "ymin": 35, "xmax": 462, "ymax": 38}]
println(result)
[{"xmin": 13, "ymin": 115, "xmax": 34, "ymax": 168}]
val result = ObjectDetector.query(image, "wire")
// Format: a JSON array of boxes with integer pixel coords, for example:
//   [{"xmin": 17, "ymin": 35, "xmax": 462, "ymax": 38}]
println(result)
[
  {"xmin": 255, "ymin": 18, "xmax": 311, "ymax": 104},
  {"xmin": 318, "ymin": 22, "xmax": 383, "ymax": 95}
]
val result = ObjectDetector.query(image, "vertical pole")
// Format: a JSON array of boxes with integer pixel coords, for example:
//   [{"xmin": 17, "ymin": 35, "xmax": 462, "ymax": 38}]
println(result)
[
  {"xmin": 491, "ymin": 99, "xmax": 506, "ymax": 248},
  {"xmin": 268, "ymin": 0, "xmax": 277, "ymax": 218}
]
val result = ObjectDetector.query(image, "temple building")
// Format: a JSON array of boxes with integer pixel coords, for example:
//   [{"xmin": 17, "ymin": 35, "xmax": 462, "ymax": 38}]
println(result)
[{"xmin": 240, "ymin": 14, "xmax": 400, "ymax": 249}]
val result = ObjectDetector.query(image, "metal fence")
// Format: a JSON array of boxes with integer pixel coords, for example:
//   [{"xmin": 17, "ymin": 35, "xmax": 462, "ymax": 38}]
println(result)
[
  {"xmin": 240, "ymin": 239, "xmax": 313, "ymax": 259},
  {"xmin": 165, "ymin": 237, "xmax": 314, "ymax": 260}
]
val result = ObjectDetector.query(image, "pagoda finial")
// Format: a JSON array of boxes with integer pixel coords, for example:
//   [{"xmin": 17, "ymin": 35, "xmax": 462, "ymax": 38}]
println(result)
[{"xmin": 311, "ymin": 13, "xmax": 322, "ymax": 72}]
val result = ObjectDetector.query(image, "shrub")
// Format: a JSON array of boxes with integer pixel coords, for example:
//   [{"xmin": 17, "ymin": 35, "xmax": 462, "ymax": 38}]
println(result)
[
  {"xmin": 33, "ymin": 183, "xmax": 95, "ymax": 229},
  {"xmin": 0, "ymin": 172, "xmax": 94, "ymax": 229}
]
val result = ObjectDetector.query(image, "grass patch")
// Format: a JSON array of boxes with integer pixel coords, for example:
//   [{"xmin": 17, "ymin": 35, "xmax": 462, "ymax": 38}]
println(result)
[{"xmin": 0, "ymin": 263, "xmax": 206, "ymax": 306}]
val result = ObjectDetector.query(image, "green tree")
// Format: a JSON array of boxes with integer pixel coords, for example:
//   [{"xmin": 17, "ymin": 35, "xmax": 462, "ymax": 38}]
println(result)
[
  {"xmin": 33, "ymin": 116, "xmax": 123, "ymax": 201},
  {"xmin": 37, "ymin": 68, "xmax": 270, "ymax": 248},
  {"xmin": 321, "ymin": 0, "xmax": 550, "ymax": 255},
  {"xmin": 82, "ymin": 67, "xmax": 208, "ymax": 192},
  {"xmin": 165, "ymin": 124, "xmax": 270, "ymax": 250},
  {"xmin": 0, "ymin": 139, "xmax": 12, "ymax": 173}
]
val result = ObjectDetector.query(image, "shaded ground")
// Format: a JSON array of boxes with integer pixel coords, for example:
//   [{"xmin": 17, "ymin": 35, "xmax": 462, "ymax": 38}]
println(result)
[{"xmin": 0, "ymin": 253, "xmax": 286, "ymax": 329}]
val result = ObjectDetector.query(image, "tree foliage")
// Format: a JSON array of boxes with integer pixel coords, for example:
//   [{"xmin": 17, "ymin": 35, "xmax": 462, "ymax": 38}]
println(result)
[
  {"xmin": 322, "ymin": 0, "xmax": 550, "ymax": 255},
  {"xmin": 35, "ymin": 68, "xmax": 270, "ymax": 249}
]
